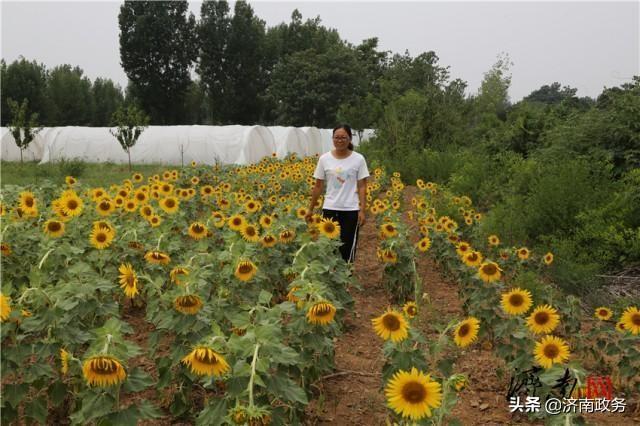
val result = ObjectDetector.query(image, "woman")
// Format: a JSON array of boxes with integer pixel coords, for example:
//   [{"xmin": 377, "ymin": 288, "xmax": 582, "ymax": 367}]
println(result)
[{"xmin": 305, "ymin": 124, "xmax": 369, "ymax": 263}]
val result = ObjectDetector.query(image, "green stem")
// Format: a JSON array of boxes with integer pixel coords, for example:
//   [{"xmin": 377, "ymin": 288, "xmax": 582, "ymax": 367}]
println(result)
[
  {"xmin": 248, "ymin": 343, "xmax": 261, "ymax": 409},
  {"xmin": 38, "ymin": 248, "xmax": 55, "ymax": 269},
  {"xmin": 156, "ymin": 233, "xmax": 164, "ymax": 250},
  {"xmin": 101, "ymin": 334, "xmax": 113, "ymax": 354}
]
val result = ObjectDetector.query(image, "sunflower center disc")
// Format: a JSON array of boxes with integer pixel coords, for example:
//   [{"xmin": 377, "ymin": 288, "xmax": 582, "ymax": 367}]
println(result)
[
  {"xmin": 382, "ymin": 314, "xmax": 401, "ymax": 331},
  {"xmin": 483, "ymin": 264, "xmax": 497, "ymax": 275},
  {"xmin": 510, "ymin": 295, "xmax": 523, "ymax": 306},
  {"xmin": 632, "ymin": 313, "xmax": 640, "ymax": 326},
  {"xmin": 543, "ymin": 344, "xmax": 559, "ymax": 359},
  {"xmin": 458, "ymin": 323, "xmax": 470, "ymax": 337},
  {"xmin": 535, "ymin": 312, "xmax": 549, "ymax": 324},
  {"xmin": 402, "ymin": 381, "xmax": 427, "ymax": 404}
]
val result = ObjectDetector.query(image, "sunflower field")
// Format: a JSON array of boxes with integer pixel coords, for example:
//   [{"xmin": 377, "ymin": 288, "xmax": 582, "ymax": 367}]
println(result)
[{"xmin": 1, "ymin": 157, "xmax": 639, "ymax": 425}]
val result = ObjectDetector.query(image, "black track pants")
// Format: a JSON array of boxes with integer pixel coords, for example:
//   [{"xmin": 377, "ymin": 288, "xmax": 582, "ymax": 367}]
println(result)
[{"xmin": 322, "ymin": 209, "xmax": 360, "ymax": 263}]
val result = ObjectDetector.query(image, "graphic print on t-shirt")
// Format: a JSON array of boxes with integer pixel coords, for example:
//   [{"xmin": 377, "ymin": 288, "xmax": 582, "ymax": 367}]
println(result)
[{"xmin": 333, "ymin": 166, "xmax": 346, "ymax": 188}]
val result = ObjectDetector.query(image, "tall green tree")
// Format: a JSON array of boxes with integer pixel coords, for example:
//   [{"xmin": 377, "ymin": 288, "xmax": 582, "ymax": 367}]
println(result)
[
  {"xmin": 47, "ymin": 64, "xmax": 94, "ymax": 126},
  {"xmin": 119, "ymin": 0, "xmax": 197, "ymax": 124},
  {"xmin": 92, "ymin": 78, "xmax": 124, "ymax": 126},
  {"xmin": 1, "ymin": 57, "xmax": 49, "ymax": 126}
]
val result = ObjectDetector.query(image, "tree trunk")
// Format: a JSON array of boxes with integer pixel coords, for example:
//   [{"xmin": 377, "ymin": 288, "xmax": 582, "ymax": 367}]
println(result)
[
  {"xmin": 127, "ymin": 149, "xmax": 132, "ymax": 172},
  {"xmin": 20, "ymin": 148, "xmax": 23, "ymax": 164}
]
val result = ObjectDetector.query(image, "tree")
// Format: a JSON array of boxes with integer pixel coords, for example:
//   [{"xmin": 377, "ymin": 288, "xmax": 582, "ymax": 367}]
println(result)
[
  {"xmin": 47, "ymin": 64, "xmax": 94, "ymax": 126},
  {"xmin": 6, "ymin": 98, "xmax": 42, "ymax": 163},
  {"xmin": 109, "ymin": 105, "xmax": 150, "ymax": 171},
  {"xmin": 266, "ymin": 46, "xmax": 367, "ymax": 127},
  {"xmin": 524, "ymin": 82, "xmax": 577, "ymax": 105},
  {"xmin": 1, "ymin": 57, "xmax": 49, "ymax": 126},
  {"xmin": 92, "ymin": 78, "xmax": 124, "ymax": 126},
  {"xmin": 336, "ymin": 93, "xmax": 383, "ymax": 139},
  {"xmin": 119, "ymin": 0, "xmax": 197, "ymax": 124}
]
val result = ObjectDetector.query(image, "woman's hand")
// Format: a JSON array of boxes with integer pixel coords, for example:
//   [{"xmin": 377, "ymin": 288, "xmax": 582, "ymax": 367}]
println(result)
[
  {"xmin": 358, "ymin": 210, "xmax": 366, "ymax": 226},
  {"xmin": 304, "ymin": 211, "xmax": 314, "ymax": 223}
]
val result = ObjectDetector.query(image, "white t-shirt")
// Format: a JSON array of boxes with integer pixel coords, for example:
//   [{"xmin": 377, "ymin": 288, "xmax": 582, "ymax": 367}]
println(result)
[{"xmin": 313, "ymin": 151, "xmax": 370, "ymax": 211}]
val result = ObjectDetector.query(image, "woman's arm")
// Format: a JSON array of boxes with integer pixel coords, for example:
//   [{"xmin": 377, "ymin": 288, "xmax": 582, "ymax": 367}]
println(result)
[
  {"xmin": 305, "ymin": 179, "xmax": 324, "ymax": 221},
  {"xmin": 357, "ymin": 178, "xmax": 367, "ymax": 225}
]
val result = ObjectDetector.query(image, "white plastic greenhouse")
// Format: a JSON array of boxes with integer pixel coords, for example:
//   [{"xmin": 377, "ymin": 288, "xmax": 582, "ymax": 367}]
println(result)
[{"xmin": 0, "ymin": 126, "xmax": 376, "ymax": 165}]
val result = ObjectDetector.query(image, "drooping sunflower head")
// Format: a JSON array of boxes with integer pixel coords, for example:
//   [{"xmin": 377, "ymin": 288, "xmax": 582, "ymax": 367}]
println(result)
[
  {"xmin": 182, "ymin": 346, "xmax": 230, "ymax": 377},
  {"xmin": 534, "ymin": 335, "xmax": 570, "ymax": 369},
  {"xmin": 235, "ymin": 260, "xmax": 257, "ymax": 282},
  {"xmin": 174, "ymin": 294, "xmax": 203, "ymax": 315},
  {"xmin": 620, "ymin": 306, "xmax": 640, "ymax": 335},
  {"xmin": 453, "ymin": 317, "xmax": 480, "ymax": 347},
  {"xmin": 384, "ymin": 367, "xmax": 442, "ymax": 420},
  {"xmin": 381, "ymin": 223, "xmax": 398, "ymax": 238},
  {"xmin": 260, "ymin": 234, "xmax": 277, "ymax": 248},
  {"xmin": 462, "ymin": 251, "xmax": 483, "ymax": 267},
  {"xmin": 527, "ymin": 305, "xmax": 560, "ymax": 334},
  {"xmin": 82, "ymin": 355, "xmax": 126, "ymax": 387},
  {"xmin": 170, "ymin": 267, "xmax": 189, "ymax": 285},
  {"xmin": 372, "ymin": 309, "xmax": 409, "ymax": 342},
  {"xmin": 43, "ymin": 219, "xmax": 65, "ymax": 238},
  {"xmin": 188, "ymin": 222, "xmax": 208, "ymax": 240},
  {"xmin": 379, "ymin": 249, "xmax": 398, "ymax": 264},
  {"xmin": 501, "ymin": 288, "xmax": 533, "ymax": 316},
  {"xmin": 306, "ymin": 301, "xmax": 337, "ymax": 326},
  {"xmin": 403, "ymin": 301, "xmax": 418, "ymax": 319},
  {"xmin": 279, "ymin": 229, "xmax": 295, "ymax": 244},
  {"xmin": 594, "ymin": 307, "xmax": 613, "ymax": 321},
  {"xmin": 240, "ymin": 223, "xmax": 260, "ymax": 242},
  {"xmin": 477, "ymin": 261, "xmax": 502, "ymax": 283},
  {"xmin": 118, "ymin": 263, "xmax": 138, "ymax": 298},
  {"xmin": 144, "ymin": 250, "xmax": 171, "ymax": 265},
  {"xmin": 318, "ymin": 218, "xmax": 341, "ymax": 239}
]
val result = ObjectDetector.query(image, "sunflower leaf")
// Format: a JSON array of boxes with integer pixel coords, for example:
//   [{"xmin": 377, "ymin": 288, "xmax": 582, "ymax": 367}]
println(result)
[
  {"xmin": 195, "ymin": 398, "xmax": 227, "ymax": 426},
  {"xmin": 263, "ymin": 375, "xmax": 308, "ymax": 405},
  {"xmin": 122, "ymin": 368, "xmax": 155, "ymax": 392}
]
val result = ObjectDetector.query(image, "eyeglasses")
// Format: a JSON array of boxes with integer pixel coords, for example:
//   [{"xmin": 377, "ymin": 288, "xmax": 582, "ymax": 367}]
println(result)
[{"xmin": 333, "ymin": 136, "xmax": 349, "ymax": 141}]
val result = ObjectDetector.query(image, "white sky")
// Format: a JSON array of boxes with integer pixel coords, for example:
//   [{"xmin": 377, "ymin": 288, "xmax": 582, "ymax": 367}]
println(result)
[{"xmin": 1, "ymin": 1, "xmax": 639, "ymax": 101}]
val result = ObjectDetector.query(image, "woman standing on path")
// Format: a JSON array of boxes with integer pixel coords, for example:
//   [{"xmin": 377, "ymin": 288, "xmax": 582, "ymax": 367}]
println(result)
[{"xmin": 305, "ymin": 124, "xmax": 369, "ymax": 263}]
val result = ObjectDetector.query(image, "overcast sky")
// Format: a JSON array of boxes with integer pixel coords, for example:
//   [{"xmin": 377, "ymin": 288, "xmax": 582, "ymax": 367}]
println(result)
[{"xmin": 2, "ymin": 1, "xmax": 638, "ymax": 101}]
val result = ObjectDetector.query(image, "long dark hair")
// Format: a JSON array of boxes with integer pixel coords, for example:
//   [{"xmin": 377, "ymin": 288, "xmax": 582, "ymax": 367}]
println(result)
[{"xmin": 333, "ymin": 124, "xmax": 354, "ymax": 151}]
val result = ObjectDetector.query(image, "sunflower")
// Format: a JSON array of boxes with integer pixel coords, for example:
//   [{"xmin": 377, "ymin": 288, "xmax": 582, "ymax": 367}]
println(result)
[
  {"xmin": 235, "ymin": 260, "xmax": 257, "ymax": 282},
  {"xmin": 259, "ymin": 215, "xmax": 273, "ymax": 228},
  {"xmin": 123, "ymin": 199, "xmax": 138, "ymax": 213},
  {"xmin": 543, "ymin": 252, "xmax": 554, "ymax": 265},
  {"xmin": 210, "ymin": 211, "xmax": 226, "ymax": 228},
  {"xmin": 190, "ymin": 176, "xmax": 200, "ymax": 186},
  {"xmin": 60, "ymin": 193, "xmax": 84, "ymax": 217},
  {"xmin": 228, "ymin": 214, "xmax": 246, "ymax": 231},
  {"xmin": 139, "ymin": 205, "xmax": 154, "ymax": 219},
  {"xmin": 527, "ymin": 305, "xmax": 560, "ymax": 334},
  {"xmin": 615, "ymin": 321, "xmax": 627, "ymax": 333},
  {"xmin": 43, "ymin": 219, "xmax": 65, "ymax": 238},
  {"xmin": 381, "ymin": 223, "xmax": 398, "ymax": 238},
  {"xmin": 60, "ymin": 348, "xmax": 70, "ymax": 375},
  {"xmin": 144, "ymin": 250, "xmax": 171, "ymax": 265},
  {"xmin": 385, "ymin": 367, "xmax": 442, "ymax": 420},
  {"xmin": 92, "ymin": 220, "xmax": 115, "ymax": 235},
  {"xmin": 90, "ymin": 227, "xmax": 114, "ymax": 250},
  {"xmin": 462, "ymin": 251, "xmax": 483, "ymax": 267},
  {"xmin": 306, "ymin": 301, "xmax": 337, "ymax": 325},
  {"xmin": 188, "ymin": 222, "xmax": 208, "ymax": 240},
  {"xmin": 534, "ymin": 335, "xmax": 570, "ymax": 369},
  {"xmin": 0, "ymin": 293, "xmax": 11, "ymax": 322},
  {"xmin": 488, "ymin": 235, "xmax": 500, "ymax": 246},
  {"xmin": 174, "ymin": 294, "xmax": 203, "ymax": 314},
  {"xmin": 1, "ymin": 243, "xmax": 11, "ymax": 257},
  {"xmin": 82, "ymin": 355, "xmax": 126, "ymax": 387},
  {"xmin": 455, "ymin": 242, "xmax": 471, "ymax": 257},
  {"xmin": 159, "ymin": 196, "xmax": 180, "ymax": 214},
  {"xmin": 170, "ymin": 267, "xmax": 189, "ymax": 285},
  {"xmin": 477, "ymin": 261, "xmax": 502, "ymax": 283},
  {"xmin": 148, "ymin": 214, "xmax": 162, "ymax": 227},
  {"xmin": 372, "ymin": 309, "xmax": 409, "ymax": 342},
  {"xmin": 411, "ymin": 236, "xmax": 430, "ymax": 253},
  {"xmin": 620, "ymin": 306, "xmax": 640, "ymax": 335},
  {"xmin": 132, "ymin": 173, "xmax": 143, "ymax": 182},
  {"xmin": 403, "ymin": 301, "xmax": 418, "ymax": 319},
  {"xmin": 594, "ymin": 307, "xmax": 613, "ymax": 321},
  {"xmin": 244, "ymin": 200, "xmax": 260, "ymax": 214},
  {"xmin": 453, "ymin": 317, "xmax": 480, "ymax": 347},
  {"xmin": 318, "ymin": 218, "xmax": 341, "ymax": 239},
  {"xmin": 18, "ymin": 191, "xmax": 37, "ymax": 213},
  {"xmin": 181, "ymin": 347, "xmax": 230, "ymax": 377},
  {"xmin": 517, "ymin": 247, "xmax": 530, "ymax": 260},
  {"xmin": 296, "ymin": 207, "xmax": 308, "ymax": 219},
  {"xmin": 501, "ymin": 288, "xmax": 533, "ymax": 316},
  {"xmin": 240, "ymin": 223, "xmax": 260, "ymax": 242},
  {"xmin": 279, "ymin": 229, "xmax": 295, "ymax": 243},
  {"xmin": 93, "ymin": 199, "xmax": 114, "ymax": 216},
  {"xmin": 118, "ymin": 263, "xmax": 138, "ymax": 298}
]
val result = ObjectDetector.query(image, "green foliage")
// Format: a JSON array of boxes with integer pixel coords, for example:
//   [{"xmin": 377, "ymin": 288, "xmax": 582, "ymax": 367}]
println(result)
[
  {"xmin": 109, "ymin": 104, "xmax": 150, "ymax": 171},
  {"xmin": 92, "ymin": 78, "xmax": 124, "ymax": 126},
  {"xmin": 0, "ymin": 57, "xmax": 49, "ymax": 126},
  {"xmin": 46, "ymin": 64, "xmax": 94, "ymax": 126},
  {"xmin": 57, "ymin": 158, "xmax": 87, "ymax": 179}
]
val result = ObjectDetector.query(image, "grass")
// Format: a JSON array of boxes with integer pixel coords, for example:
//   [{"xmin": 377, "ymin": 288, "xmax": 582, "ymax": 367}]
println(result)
[{"xmin": 1, "ymin": 161, "xmax": 174, "ymax": 188}]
